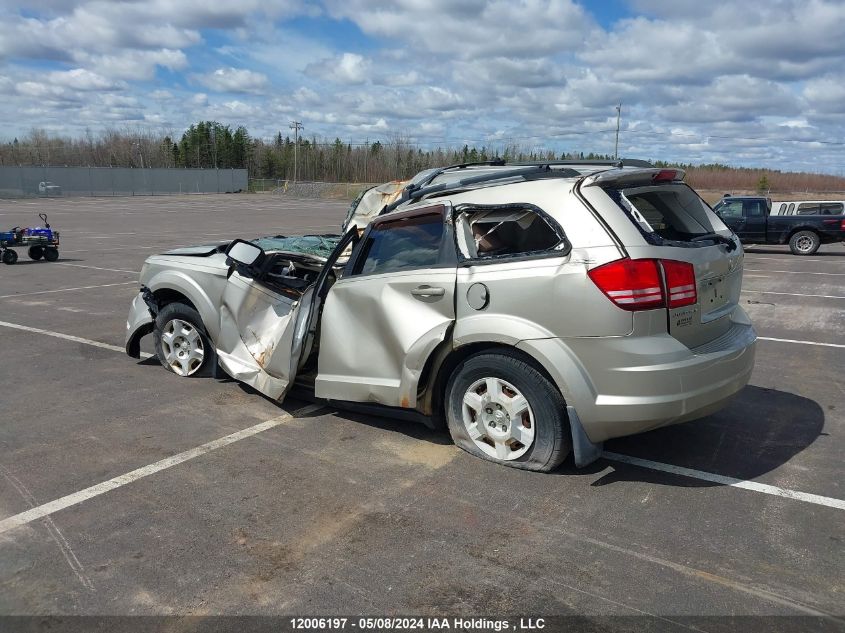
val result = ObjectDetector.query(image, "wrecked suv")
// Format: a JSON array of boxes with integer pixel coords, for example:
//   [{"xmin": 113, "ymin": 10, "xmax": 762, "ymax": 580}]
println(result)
[{"xmin": 126, "ymin": 161, "xmax": 756, "ymax": 472}]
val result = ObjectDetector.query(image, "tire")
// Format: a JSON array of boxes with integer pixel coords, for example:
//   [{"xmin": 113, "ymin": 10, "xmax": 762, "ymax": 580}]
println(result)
[
  {"xmin": 153, "ymin": 302, "xmax": 212, "ymax": 377},
  {"xmin": 2, "ymin": 249, "xmax": 18, "ymax": 265},
  {"xmin": 445, "ymin": 350, "xmax": 571, "ymax": 472},
  {"xmin": 789, "ymin": 230, "xmax": 820, "ymax": 255},
  {"xmin": 28, "ymin": 246, "xmax": 44, "ymax": 260},
  {"xmin": 43, "ymin": 247, "xmax": 59, "ymax": 262}
]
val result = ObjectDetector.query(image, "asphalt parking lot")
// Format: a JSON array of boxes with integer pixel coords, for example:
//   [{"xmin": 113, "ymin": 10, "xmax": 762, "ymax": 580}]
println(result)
[{"xmin": 0, "ymin": 194, "xmax": 843, "ymax": 628}]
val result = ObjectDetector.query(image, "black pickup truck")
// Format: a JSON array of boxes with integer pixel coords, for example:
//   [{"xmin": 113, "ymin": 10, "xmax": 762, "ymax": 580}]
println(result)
[{"xmin": 712, "ymin": 196, "xmax": 845, "ymax": 255}]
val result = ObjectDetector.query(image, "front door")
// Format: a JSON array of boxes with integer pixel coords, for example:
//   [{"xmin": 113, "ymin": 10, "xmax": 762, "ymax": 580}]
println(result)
[
  {"xmin": 315, "ymin": 205, "xmax": 457, "ymax": 408},
  {"xmin": 742, "ymin": 199, "xmax": 767, "ymax": 242},
  {"xmin": 215, "ymin": 231, "xmax": 356, "ymax": 400}
]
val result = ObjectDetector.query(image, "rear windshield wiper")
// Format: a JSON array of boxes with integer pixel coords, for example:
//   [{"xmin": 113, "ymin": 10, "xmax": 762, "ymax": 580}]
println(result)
[{"xmin": 690, "ymin": 233, "xmax": 737, "ymax": 251}]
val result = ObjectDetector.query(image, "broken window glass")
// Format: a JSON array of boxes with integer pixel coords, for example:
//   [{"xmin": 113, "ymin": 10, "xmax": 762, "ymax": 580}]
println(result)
[
  {"xmin": 251, "ymin": 234, "xmax": 341, "ymax": 258},
  {"xmin": 455, "ymin": 206, "xmax": 565, "ymax": 260}
]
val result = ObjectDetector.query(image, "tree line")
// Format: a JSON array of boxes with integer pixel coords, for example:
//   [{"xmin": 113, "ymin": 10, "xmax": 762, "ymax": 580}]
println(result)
[{"xmin": 1, "ymin": 123, "xmax": 843, "ymax": 193}]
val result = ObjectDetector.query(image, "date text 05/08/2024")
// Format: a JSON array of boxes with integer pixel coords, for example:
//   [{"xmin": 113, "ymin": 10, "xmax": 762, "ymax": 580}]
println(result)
[{"xmin": 289, "ymin": 617, "xmax": 546, "ymax": 631}]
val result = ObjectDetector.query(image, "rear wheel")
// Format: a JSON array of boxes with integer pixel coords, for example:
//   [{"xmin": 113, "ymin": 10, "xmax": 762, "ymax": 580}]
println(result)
[
  {"xmin": 43, "ymin": 247, "xmax": 59, "ymax": 262},
  {"xmin": 28, "ymin": 246, "xmax": 44, "ymax": 260},
  {"xmin": 153, "ymin": 303, "xmax": 211, "ymax": 377},
  {"xmin": 789, "ymin": 230, "xmax": 820, "ymax": 255},
  {"xmin": 2, "ymin": 249, "xmax": 18, "ymax": 265},
  {"xmin": 445, "ymin": 351, "xmax": 571, "ymax": 472}
]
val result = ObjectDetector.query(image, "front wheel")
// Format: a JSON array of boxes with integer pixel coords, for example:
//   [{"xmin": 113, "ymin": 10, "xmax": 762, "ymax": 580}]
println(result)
[
  {"xmin": 445, "ymin": 351, "xmax": 571, "ymax": 472},
  {"xmin": 28, "ymin": 246, "xmax": 44, "ymax": 260},
  {"xmin": 43, "ymin": 247, "xmax": 59, "ymax": 262},
  {"xmin": 153, "ymin": 303, "xmax": 212, "ymax": 377},
  {"xmin": 789, "ymin": 230, "xmax": 820, "ymax": 255}
]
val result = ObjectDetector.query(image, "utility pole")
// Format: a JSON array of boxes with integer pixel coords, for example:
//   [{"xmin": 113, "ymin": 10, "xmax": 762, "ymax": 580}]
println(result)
[
  {"xmin": 614, "ymin": 103, "xmax": 622, "ymax": 160},
  {"xmin": 133, "ymin": 142, "xmax": 144, "ymax": 169},
  {"xmin": 289, "ymin": 120, "xmax": 303, "ymax": 182}
]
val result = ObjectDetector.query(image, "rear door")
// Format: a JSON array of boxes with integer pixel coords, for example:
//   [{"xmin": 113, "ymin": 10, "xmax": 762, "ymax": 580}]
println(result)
[{"xmin": 315, "ymin": 205, "xmax": 456, "ymax": 407}]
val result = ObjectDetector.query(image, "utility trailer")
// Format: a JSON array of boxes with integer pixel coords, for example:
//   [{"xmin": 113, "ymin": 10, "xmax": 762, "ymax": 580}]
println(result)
[{"xmin": 0, "ymin": 213, "xmax": 60, "ymax": 265}]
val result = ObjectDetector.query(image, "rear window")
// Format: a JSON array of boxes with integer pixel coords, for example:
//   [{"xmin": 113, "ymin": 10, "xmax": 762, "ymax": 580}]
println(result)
[
  {"xmin": 454, "ymin": 205, "xmax": 568, "ymax": 261},
  {"xmin": 607, "ymin": 185, "xmax": 724, "ymax": 245},
  {"xmin": 822, "ymin": 203, "xmax": 843, "ymax": 215}
]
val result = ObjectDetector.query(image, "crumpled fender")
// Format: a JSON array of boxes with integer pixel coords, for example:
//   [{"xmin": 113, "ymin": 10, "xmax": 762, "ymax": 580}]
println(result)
[
  {"xmin": 146, "ymin": 269, "xmax": 221, "ymax": 341},
  {"xmin": 125, "ymin": 292, "xmax": 154, "ymax": 357}
]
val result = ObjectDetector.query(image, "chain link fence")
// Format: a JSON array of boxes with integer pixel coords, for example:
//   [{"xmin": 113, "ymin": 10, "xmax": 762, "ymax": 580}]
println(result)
[
  {"xmin": 249, "ymin": 179, "xmax": 379, "ymax": 200},
  {"xmin": 0, "ymin": 166, "xmax": 248, "ymax": 199}
]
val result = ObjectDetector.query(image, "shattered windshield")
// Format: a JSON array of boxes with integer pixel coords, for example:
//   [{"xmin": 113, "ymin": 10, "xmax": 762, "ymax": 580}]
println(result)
[{"xmin": 251, "ymin": 234, "xmax": 341, "ymax": 259}]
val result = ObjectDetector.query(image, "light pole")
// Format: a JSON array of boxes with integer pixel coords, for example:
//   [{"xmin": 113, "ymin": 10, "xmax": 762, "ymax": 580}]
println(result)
[
  {"xmin": 289, "ymin": 120, "xmax": 303, "ymax": 182},
  {"xmin": 614, "ymin": 103, "xmax": 622, "ymax": 160}
]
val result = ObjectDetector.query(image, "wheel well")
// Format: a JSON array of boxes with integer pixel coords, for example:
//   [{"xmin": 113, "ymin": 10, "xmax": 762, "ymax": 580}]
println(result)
[
  {"xmin": 784, "ymin": 227, "xmax": 818, "ymax": 244},
  {"xmin": 152, "ymin": 288, "xmax": 197, "ymax": 312},
  {"xmin": 419, "ymin": 341, "xmax": 561, "ymax": 426}
]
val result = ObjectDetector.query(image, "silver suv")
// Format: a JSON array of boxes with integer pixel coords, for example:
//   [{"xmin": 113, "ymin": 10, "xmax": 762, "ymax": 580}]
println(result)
[{"xmin": 125, "ymin": 161, "xmax": 756, "ymax": 472}]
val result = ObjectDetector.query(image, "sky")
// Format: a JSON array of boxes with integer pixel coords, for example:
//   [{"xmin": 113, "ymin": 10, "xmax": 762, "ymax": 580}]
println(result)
[{"xmin": 0, "ymin": 0, "xmax": 844, "ymax": 173}]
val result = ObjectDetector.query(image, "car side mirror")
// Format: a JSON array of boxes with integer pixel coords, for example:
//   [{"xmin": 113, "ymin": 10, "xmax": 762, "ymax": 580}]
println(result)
[{"xmin": 226, "ymin": 239, "xmax": 265, "ymax": 268}]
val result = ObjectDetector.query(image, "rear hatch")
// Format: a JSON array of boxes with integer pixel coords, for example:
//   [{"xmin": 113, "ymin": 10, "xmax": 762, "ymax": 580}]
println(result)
[{"xmin": 582, "ymin": 169, "xmax": 743, "ymax": 348}]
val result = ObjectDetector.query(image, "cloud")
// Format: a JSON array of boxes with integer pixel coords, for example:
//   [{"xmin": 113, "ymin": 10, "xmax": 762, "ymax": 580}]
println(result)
[
  {"xmin": 195, "ymin": 67, "xmax": 269, "ymax": 93},
  {"xmin": 46, "ymin": 68, "xmax": 126, "ymax": 90},
  {"xmin": 71, "ymin": 49, "xmax": 188, "ymax": 80},
  {"xmin": 306, "ymin": 52, "xmax": 371, "ymax": 85},
  {"xmin": 324, "ymin": 0, "xmax": 597, "ymax": 58},
  {"xmin": 0, "ymin": 0, "xmax": 842, "ymax": 172}
]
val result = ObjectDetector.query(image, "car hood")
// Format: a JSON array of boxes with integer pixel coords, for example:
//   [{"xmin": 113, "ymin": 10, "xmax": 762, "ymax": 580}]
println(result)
[{"xmin": 162, "ymin": 242, "xmax": 230, "ymax": 257}]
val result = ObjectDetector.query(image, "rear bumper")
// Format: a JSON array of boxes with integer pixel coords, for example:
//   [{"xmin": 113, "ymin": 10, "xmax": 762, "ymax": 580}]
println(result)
[
  {"xmin": 518, "ymin": 309, "xmax": 757, "ymax": 443},
  {"xmin": 125, "ymin": 291, "xmax": 154, "ymax": 357}
]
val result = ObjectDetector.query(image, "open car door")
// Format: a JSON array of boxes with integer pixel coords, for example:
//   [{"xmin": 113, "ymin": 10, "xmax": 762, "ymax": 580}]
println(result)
[{"xmin": 215, "ymin": 231, "xmax": 357, "ymax": 400}]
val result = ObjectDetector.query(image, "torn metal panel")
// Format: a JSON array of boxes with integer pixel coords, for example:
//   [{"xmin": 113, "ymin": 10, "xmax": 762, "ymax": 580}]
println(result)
[
  {"xmin": 342, "ymin": 180, "xmax": 410, "ymax": 232},
  {"xmin": 215, "ymin": 271, "xmax": 302, "ymax": 400}
]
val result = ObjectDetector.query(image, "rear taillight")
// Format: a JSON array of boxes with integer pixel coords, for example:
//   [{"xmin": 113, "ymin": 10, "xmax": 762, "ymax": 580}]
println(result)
[
  {"xmin": 661, "ymin": 259, "xmax": 697, "ymax": 308},
  {"xmin": 588, "ymin": 258, "xmax": 697, "ymax": 311},
  {"xmin": 587, "ymin": 259, "xmax": 663, "ymax": 310},
  {"xmin": 841, "ymin": 220, "xmax": 845, "ymax": 231}
]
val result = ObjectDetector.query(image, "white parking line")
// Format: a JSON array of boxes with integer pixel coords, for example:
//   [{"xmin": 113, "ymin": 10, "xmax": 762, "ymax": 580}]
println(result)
[
  {"xmin": 758, "ymin": 336, "xmax": 845, "ymax": 349},
  {"xmin": 743, "ymin": 290, "xmax": 845, "ymax": 300},
  {"xmin": 0, "ymin": 320, "xmax": 152, "ymax": 358},
  {"xmin": 3, "ymin": 318, "xmax": 842, "ymax": 517},
  {"xmin": 603, "ymin": 452, "xmax": 845, "ymax": 510},
  {"xmin": 61, "ymin": 245, "xmax": 161, "ymax": 253},
  {"xmin": 56, "ymin": 263, "xmax": 138, "ymax": 274},
  {"xmin": 744, "ymin": 268, "xmax": 845, "ymax": 276},
  {"xmin": 0, "ymin": 281, "xmax": 136, "ymax": 299},
  {"xmin": 745, "ymin": 255, "xmax": 845, "ymax": 264},
  {"xmin": 0, "ymin": 404, "xmax": 324, "ymax": 536}
]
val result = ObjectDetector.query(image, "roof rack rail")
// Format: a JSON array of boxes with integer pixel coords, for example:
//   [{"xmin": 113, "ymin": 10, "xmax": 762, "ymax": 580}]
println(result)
[
  {"xmin": 409, "ymin": 159, "xmax": 506, "ymax": 192},
  {"xmin": 383, "ymin": 164, "xmax": 579, "ymax": 214},
  {"xmin": 510, "ymin": 159, "xmax": 653, "ymax": 168}
]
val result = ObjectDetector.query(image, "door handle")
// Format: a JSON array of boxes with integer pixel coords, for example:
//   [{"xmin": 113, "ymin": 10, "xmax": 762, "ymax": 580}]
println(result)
[{"xmin": 411, "ymin": 285, "xmax": 445, "ymax": 297}]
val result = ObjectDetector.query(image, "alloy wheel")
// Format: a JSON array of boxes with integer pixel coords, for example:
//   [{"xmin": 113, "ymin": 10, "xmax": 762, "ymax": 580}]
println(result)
[{"xmin": 461, "ymin": 377, "xmax": 535, "ymax": 460}]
